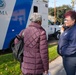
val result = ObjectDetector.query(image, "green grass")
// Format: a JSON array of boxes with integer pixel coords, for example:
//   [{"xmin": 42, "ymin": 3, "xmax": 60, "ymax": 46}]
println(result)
[
  {"xmin": 48, "ymin": 44, "xmax": 59, "ymax": 62},
  {"xmin": 0, "ymin": 45, "xmax": 58, "ymax": 75},
  {"xmin": 0, "ymin": 53, "xmax": 22, "ymax": 75}
]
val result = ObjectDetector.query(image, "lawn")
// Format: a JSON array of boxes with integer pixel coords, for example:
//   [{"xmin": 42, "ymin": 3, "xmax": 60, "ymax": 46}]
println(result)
[
  {"xmin": 48, "ymin": 44, "xmax": 59, "ymax": 62},
  {"xmin": 0, "ymin": 44, "xmax": 59, "ymax": 75},
  {"xmin": 0, "ymin": 53, "xmax": 22, "ymax": 75}
]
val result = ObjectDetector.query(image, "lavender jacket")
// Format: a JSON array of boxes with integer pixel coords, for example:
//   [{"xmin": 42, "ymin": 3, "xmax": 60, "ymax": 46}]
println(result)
[{"xmin": 15, "ymin": 22, "xmax": 49, "ymax": 74}]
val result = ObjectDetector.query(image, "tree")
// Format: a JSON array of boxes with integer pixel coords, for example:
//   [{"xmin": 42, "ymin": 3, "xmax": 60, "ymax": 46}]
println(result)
[
  {"xmin": 48, "ymin": 8, "xmax": 54, "ymax": 16},
  {"xmin": 49, "ymin": 5, "xmax": 72, "ymax": 24}
]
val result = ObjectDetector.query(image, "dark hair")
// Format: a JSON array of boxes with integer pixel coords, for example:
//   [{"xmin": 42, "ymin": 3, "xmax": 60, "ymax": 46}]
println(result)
[{"xmin": 64, "ymin": 10, "xmax": 76, "ymax": 23}]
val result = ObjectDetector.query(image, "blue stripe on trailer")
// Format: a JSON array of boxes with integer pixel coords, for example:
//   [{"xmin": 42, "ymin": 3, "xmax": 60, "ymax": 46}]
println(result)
[{"xmin": 3, "ymin": 0, "xmax": 33, "ymax": 49}]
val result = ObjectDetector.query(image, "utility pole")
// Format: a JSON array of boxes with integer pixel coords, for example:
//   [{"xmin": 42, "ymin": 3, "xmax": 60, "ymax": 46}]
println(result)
[
  {"xmin": 54, "ymin": 0, "xmax": 56, "ymax": 24},
  {"xmin": 71, "ymin": 0, "xmax": 75, "ymax": 8}
]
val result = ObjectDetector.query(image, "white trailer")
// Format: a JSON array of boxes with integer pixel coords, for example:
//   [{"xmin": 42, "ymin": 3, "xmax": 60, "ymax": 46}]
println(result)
[{"xmin": 0, "ymin": 0, "xmax": 48, "ymax": 50}]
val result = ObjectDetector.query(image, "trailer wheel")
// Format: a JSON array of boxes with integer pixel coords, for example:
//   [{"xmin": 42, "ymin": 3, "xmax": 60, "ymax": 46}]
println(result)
[{"xmin": 9, "ymin": 37, "xmax": 15, "ymax": 51}]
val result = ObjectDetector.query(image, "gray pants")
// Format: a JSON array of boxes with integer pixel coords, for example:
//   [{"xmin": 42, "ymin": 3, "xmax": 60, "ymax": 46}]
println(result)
[{"xmin": 63, "ymin": 56, "xmax": 76, "ymax": 75}]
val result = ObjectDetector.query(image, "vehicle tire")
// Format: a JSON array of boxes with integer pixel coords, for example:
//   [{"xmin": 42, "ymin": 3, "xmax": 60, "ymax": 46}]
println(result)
[
  {"xmin": 9, "ymin": 37, "xmax": 15, "ymax": 51},
  {"xmin": 55, "ymin": 32, "xmax": 60, "ymax": 40}
]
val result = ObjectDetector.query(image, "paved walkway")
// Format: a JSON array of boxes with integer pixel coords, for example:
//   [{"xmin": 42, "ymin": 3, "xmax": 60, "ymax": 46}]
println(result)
[{"xmin": 49, "ymin": 56, "xmax": 66, "ymax": 75}]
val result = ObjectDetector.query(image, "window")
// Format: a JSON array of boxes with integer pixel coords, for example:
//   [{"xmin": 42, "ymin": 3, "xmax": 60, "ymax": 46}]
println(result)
[
  {"xmin": 33, "ymin": 6, "xmax": 38, "ymax": 12},
  {"xmin": 43, "ymin": 0, "xmax": 48, "ymax": 2}
]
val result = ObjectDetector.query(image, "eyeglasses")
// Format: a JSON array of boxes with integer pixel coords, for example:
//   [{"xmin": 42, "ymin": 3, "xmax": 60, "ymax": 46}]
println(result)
[
  {"xmin": 64, "ymin": 19, "xmax": 74, "ymax": 22},
  {"xmin": 64, "ymin": 19, "xmax": 71, "ymax": 22}
]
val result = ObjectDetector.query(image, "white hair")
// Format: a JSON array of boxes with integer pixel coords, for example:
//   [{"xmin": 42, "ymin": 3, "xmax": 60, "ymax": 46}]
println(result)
[{"xmin": 30, "ymin": 13, "xmax": 42, "ymax": 22}]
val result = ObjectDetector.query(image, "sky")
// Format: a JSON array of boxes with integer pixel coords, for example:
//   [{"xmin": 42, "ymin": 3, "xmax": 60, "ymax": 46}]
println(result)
[{"xmin": 49, "ymin": 0, "xmax": 72, "ymax": 7}]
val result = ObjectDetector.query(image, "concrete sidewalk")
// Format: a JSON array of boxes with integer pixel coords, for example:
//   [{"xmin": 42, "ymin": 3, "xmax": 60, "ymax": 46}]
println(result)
[{"xmin": 49, "ymin": 56, "xmax": 66, "ymax": 75}]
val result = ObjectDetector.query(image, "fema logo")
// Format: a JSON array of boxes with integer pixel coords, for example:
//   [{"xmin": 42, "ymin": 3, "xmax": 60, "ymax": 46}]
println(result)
[{"xmin": 0, "ymin": 0, "xmax": 6, "ymax": 9}]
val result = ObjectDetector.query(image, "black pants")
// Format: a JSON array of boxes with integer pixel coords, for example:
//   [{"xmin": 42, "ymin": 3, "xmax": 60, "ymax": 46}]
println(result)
[{"xmin": 63, "ymin": 56, "xmax": 76, "ymax": 75}]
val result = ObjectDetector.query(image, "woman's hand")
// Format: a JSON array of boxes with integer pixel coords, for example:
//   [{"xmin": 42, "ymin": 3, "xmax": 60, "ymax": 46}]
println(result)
[{"xmin": 43, "ymin": 70, "xmax": 48, "ymax": 75}]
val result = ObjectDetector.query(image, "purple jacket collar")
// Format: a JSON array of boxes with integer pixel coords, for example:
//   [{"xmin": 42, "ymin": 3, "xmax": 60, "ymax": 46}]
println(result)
[{"xmin": 29, "ymin": 22, "xmax": 42, "ymax": 28}]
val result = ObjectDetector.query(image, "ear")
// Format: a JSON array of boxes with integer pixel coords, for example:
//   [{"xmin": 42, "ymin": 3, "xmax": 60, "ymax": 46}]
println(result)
[
  {"xmin": 38, "ymin": 21, "xmax": 41, "ymax": 25},
  {"xmin": 73, "ymin": 19, "xmax": 75, "ymax": 23}
]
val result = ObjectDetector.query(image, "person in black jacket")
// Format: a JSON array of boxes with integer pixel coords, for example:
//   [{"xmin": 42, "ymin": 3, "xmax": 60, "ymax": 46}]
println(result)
[{"xmin": 57, "ymin": 10, "xmax": 76, "ymax": 75}]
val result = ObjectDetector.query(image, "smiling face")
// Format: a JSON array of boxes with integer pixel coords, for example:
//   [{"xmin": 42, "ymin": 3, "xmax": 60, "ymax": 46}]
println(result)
[{"xmin": 64, "ymin": 16, "xmax": 75, "ymax": 27}]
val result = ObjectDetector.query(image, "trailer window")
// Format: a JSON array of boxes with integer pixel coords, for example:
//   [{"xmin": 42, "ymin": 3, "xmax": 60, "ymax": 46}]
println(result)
[{"xmin": 33, "ymin": 6, "xmax": 38, "ymax": 12}]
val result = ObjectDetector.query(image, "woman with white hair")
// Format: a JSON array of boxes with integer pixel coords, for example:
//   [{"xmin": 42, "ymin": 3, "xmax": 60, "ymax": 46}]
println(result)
[{"xmin": 15, "ymin": 13, "xmax": 49, "ymax": 75}]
